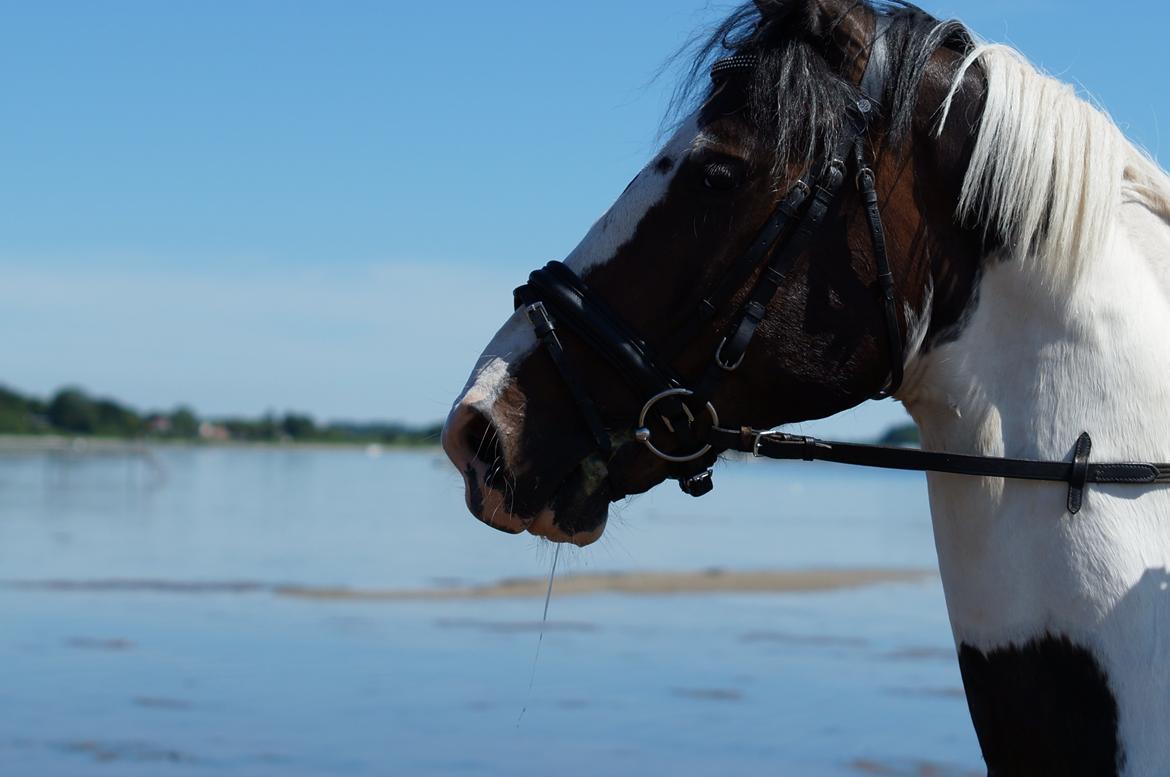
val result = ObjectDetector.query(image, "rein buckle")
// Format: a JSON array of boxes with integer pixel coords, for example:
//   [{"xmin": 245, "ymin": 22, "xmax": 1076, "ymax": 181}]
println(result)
[
  {"xmin": 715, "ymin": 337, "xmax": 747, "ymax": 372},
  {"xmin": 679, "ymin": 470, "xmax": 715, "ymax": 498}
]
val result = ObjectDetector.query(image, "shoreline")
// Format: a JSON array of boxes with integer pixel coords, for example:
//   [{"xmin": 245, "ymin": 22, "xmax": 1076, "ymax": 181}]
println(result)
[
  {"xmin": 0, "ymin": 434, "xmax": 440, "ymax": 454},
  {"xmin": 2, "ymin": 568, "xmax": 936, "ymax": 601},
  {"xmin": 280, "ymin": 568, "xmax": 935, "ymax": 601}
]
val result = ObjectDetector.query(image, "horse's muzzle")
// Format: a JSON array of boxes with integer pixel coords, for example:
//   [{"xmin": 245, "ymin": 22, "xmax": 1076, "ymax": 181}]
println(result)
[{"xmin": 442, "ymin": 402, "xmax": 529, "ymax": 535}]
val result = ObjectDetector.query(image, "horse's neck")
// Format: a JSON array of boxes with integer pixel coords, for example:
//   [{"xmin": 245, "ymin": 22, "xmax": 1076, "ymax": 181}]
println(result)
[{"xmin": 905, "ymin": 199, "xmax": 1170, "ymax": 774}]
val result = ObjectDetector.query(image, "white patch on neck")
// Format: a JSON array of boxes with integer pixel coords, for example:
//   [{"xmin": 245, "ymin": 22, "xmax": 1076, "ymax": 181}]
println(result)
[
  {"xmin": 564, "ymin": 114, "xmax": 700, "ymax": 274},
  {"xmin": 909, "ymin": 202, "xmax": 1170, "ymax": 771}
]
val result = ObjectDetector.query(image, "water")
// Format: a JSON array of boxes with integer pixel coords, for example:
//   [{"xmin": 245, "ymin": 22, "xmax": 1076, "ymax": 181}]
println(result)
[{"xmin": 0, "ymin": 446, "xmax": 984, "ymax": 776}]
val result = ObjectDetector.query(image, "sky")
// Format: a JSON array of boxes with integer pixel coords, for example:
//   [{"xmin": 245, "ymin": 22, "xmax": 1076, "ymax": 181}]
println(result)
[{"xmin": 2, "ymin": 0, "xmax": 1167, "ymax": 438}]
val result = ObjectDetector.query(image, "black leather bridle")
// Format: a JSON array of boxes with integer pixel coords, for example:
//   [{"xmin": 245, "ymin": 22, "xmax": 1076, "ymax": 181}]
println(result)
[{"xmin": 512, "ymin": 20, "xmax": 1170, "ymax": 515}]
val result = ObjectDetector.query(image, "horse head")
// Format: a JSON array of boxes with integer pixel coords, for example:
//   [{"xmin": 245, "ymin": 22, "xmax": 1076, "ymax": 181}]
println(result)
[{"xmin": 442, "ymin": 0, "xmax": 985, "ymax": 545}]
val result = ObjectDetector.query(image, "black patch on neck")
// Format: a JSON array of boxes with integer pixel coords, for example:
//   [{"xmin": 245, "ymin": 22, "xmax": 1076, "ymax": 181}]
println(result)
[
  {"xmin": 654, "ymin": 155, "xmax": 674, "ymax": 174},
  {"xmin": 959, "ymin": 636, "xmax": 1123, "ymax": 776}
]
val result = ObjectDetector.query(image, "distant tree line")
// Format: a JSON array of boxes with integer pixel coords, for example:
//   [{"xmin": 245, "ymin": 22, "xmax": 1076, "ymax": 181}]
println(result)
[
  {"xmin": 0, "ymin": 385, "xmax": 442, "ymax": 446},
  {"xmin": 878, "ymin": 423, "xmax": 921, "ymax": 447}
]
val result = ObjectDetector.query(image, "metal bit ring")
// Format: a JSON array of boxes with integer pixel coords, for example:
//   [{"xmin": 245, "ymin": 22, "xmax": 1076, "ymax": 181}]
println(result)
[{"xmin": 634, "ymin": 389, "xmax": 719, "ymax": 464}]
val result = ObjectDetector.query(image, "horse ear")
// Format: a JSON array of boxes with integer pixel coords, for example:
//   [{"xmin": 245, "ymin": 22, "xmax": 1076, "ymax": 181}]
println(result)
[
  {"xmin": 752, "ymin": 0, "xmax": 805, "ymax": 24},
  {"xmin": 754, "ymin": 0, "xmax": 872, "ymax": 69},
  {"xmin": 753, "ymin": 0, "xmax": 867, "ymax": 34}
]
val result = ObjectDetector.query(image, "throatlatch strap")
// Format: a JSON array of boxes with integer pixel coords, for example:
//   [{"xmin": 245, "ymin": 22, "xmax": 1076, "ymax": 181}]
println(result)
[{"xmin": 860, "ymin": 15, "xmax": 893, "ymax": 102}]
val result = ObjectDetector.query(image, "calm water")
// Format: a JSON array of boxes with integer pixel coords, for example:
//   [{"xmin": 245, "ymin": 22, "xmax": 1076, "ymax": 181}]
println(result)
[{"xmin": 0, "ymin": 446, "xmax": 984, "ymax": 776}]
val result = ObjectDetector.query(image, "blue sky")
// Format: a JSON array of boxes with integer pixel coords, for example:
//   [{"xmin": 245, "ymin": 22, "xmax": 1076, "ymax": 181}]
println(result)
[{"xmin": 2, "ymin": 0, "xmax": 1166, "ymax": 436}]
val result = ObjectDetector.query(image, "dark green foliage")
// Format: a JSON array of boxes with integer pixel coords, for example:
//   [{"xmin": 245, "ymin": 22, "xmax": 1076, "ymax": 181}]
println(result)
[
  {"xmin": 280, "ymin": 413, "xmax": 316, "ymax": 440},
  {"xmin": 879, "ymin": 423, "xmax": 921, "ymax": 447},
  {"xmin": 0, "ymin": 385, "xmax": 48, "ymax": 434},
  {"xmin": 42, "ymin": 388, "xmax": 145, "ymax": 436},
  {"xmin": 328, "ymin": 422, "xmax": 443, "ymax": 447},
  {"xmin": 93, "ymin": 398, "xmax": 142, "ymax": 436},
  {"xmin": 222, "ymin": 415, "xmax": 279, "ymax": 442},
  {"xmin": 46, "ymin": 388, "xmax": 101, "ymax": 434},
  {"xmin": 170, "ymin": 406, "xmax": 199, "ymax": 437}
]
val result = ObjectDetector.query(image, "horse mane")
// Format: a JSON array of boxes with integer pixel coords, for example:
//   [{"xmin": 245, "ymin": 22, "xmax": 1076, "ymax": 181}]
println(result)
[
  {"xmin": 674, "ymin": 1, "xmax": 1170, "ymax": 285},
  {"xmin": 938, "ymin": 44, "xmax": 1170, "ymax": 282},
  {"xmin": 669, "ymin": 1, "xmax": 970, "ymax": 176}
]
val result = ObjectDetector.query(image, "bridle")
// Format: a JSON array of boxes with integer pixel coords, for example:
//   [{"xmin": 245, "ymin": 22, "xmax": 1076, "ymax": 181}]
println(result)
[{"xmin": 512, "ymin": 19, "xmax": 1170, "ymax": 516}]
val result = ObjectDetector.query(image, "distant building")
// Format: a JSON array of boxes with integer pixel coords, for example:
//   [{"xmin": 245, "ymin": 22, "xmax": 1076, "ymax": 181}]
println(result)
[
  {"xmin": 198, "ymin": 421, "xmax": 230, "ymax": 441},
  {"xmin": 146, "ymin": 415, "xmax": 173, "ymax": 434}
]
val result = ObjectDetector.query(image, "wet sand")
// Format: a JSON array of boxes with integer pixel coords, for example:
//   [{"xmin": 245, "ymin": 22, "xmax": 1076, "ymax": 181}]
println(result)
[
  {"xmin": 277, "ymin": 568, "xmax": 935, "ymax": 602},
  {"xmin": 3, "ymin": 568, "xmax": 935, "ymax": 602}
]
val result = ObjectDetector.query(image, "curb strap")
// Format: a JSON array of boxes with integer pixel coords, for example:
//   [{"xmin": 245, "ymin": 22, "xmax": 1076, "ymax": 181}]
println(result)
[
  {"xmin": 860, "ymin": 15, "xmax": 893, "ymax": 103},
  {"xmin": 709, "ymin": 428, "xmax": 1170, "ymax": 515}
]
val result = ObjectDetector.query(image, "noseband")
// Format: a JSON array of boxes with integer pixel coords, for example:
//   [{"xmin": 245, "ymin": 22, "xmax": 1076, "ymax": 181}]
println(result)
[{"xmin": 512, "ymin": 20, "xmax": 1170, "ymax": 514}]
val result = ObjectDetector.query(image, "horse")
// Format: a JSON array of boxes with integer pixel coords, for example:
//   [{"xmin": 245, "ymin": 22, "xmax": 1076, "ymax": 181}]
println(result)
[{"xmin": 441, "ymin": 1, "xmax": 1170, "ymax": 773}]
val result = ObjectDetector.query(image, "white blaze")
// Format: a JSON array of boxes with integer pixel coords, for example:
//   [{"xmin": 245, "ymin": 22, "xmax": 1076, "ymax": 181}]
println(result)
[{"xmin": 564, "ymin": 114, "xmax": 701, "ymax": 274}]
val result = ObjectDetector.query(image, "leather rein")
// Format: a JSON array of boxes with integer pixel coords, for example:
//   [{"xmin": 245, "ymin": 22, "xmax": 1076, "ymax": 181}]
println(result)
[{"xmin": 512, "ymin": 20, "xmax": 1170, "ymax": 515}]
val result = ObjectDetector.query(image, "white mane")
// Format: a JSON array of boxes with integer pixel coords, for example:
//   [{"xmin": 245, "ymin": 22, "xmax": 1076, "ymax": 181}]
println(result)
[{"xmin": 936, "ymin": 44, "xmax": 1170, "ymax": 285}]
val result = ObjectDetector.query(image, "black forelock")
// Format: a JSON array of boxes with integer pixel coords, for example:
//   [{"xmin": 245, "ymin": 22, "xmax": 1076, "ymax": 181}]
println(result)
[{"xmin": 667, "ymin": 1, "xmax": 973, "ymax": 176}]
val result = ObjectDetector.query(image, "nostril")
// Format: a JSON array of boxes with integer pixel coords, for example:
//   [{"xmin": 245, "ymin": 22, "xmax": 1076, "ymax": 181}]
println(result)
[
  {"xmin": 462, "ymin": 410, "xmax": 507, "ymax": 488},
  {"xmin": 461, "ymin": 409, "xmax": 491, "ymax": 462},
  {"xmin": 444, "ymin": 404, "xmax": 526, "ymax": 532},
  {"xmin": 443, "ymin": 403, "xmax": 507, "ymax": 478}
]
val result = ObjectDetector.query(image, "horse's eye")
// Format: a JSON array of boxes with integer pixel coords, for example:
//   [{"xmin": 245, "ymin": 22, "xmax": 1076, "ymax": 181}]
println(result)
[{"xmin": 702, "ymin": 161, "xmax": 742, "ymax": 191}]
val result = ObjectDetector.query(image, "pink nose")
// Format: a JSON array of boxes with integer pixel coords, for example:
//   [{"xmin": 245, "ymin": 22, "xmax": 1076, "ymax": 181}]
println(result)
[{"xmin": 442, "ymin": 403, "xmax": 528, "ymax": 534}]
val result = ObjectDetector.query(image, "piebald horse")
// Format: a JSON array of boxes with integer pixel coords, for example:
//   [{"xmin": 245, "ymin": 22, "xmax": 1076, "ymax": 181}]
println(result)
[{"xmin": 441, "ymin": 1, "xmax": 1170, "ymax": 773}]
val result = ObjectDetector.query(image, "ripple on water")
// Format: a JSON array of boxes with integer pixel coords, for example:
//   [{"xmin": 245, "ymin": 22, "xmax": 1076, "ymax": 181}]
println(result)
[
  {"xmin": 433, "ymin": 617, "xmax": 599, "ymax": 634},
  {"xmin": 131, "ymin": 696, "xmax": 193, "ymax": 711},
  {"xmin": 739, "ymin": 630, "xmax": 869, "ymax": 648},
  {"xmin": 670, "ymin": 688, "xmax": 745, "ymax": 703},
  {"xmin": 64, "ymin": 637, "xmax": 135, "ymax": 652},
  {"xmin": 54, "ymin": 740, "xmax": 200, "ymax": 765}
]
